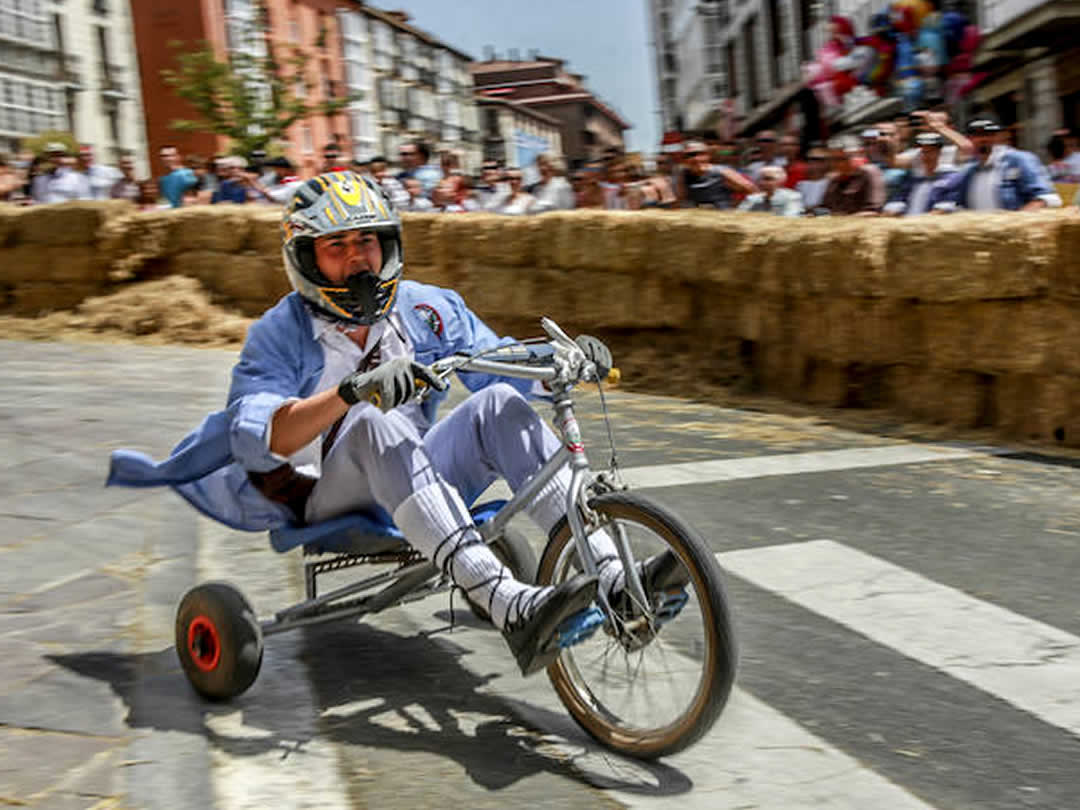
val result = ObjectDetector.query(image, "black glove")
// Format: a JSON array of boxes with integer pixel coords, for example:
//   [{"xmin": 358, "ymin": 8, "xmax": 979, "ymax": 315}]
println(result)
[
  {"xmin": 338, "ymin": 356, "xmax": 446, "ymax": 411},
  {"xmin": 575, "ymin": 334, "xmax": 612, "ymax": 381}
]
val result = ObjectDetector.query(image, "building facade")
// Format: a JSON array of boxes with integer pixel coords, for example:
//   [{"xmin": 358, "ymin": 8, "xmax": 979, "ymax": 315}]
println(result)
[
  {"xmin": 337, "ymin": 5, "xmax": 480, "ymax": 170},
  {"xmin": 470, "ymin": 55, "xmax": 628, "ymax": 168},
  {"xmin": 1, "ymin": 0, "xmax": 148, "ymax": 170},
  {"xmin": 130, "ymin": 0, "xmax": 480, "ymax": 179},
  {"xmin": 476, "ymin": 96, "xmax": 563, "ymax": 169}
]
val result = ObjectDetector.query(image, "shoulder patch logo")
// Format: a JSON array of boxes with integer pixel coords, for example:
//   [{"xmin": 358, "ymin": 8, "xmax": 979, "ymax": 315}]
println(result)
[{"xmin": 413, "ymin": 303, "xmax": 444, "ymax": 338}]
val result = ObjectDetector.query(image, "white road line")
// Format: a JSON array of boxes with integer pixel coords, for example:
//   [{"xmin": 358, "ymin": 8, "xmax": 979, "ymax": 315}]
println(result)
[
  {"xmin": 482, "ymin": 443, "xmax": 1001, "ymax": 501},
  {"xmin": 621, "ymin": 444, "xmax": 1001, "ymax": 490},
  {"xmin": 719, "ymin": 540, "xmax": 1080, "ymax": 738},
  {"xmin": 391, "ymin": 599, "xmax": 935, "ymax": 810},
  {"xmin": 197, "ymin": 517, "xmax": 351, "ymax": 810}
]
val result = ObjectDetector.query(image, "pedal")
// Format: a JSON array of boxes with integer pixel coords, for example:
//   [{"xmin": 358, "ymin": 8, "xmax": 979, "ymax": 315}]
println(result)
[
  {"xmin": 555, "ymin": 606, "xmax": 605, "ymax": 648},
  {"xmin": 655, "ymin": 588, "xmax": 689, "ymax": 624}
]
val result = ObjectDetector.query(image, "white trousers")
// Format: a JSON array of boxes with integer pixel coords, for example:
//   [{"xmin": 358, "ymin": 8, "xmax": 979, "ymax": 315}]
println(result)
[{"xmin": 304, "ymin": 383, "xmax": 562, "ymax": 527}]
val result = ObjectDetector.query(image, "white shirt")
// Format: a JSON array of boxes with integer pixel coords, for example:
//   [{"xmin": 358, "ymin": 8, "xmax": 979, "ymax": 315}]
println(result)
[
  {"xmin": 796, "ymin": 177, "xmax": 830, "ymax": 209},
  {"xmin": 531, "ymin": 176, "xmax": 575, "ymax": 211},
  {"xmin": 285, "ymin": 311, "xmax": 415, "ymax": 478},
  {"xmin": 967, "ymin": 145, "xmax": 1006, "ymax": 211},
  {"xmin": 33, "ymin": 167, "xmax": 92, "ymax": 203},
  {"xmin": 901, "ymin": 144, "xmax": 959, "ymax": 171},
  {"xmin": 1065, "ymin": 152, "xmax": 1080, "ymax": 176},
  {"xmin": 84, "ymin": 164, "xmax": 121, "ymax": 199},
  {"xmin": 906, "ymin": 178, "xmax": 934, "ymax": 216}
]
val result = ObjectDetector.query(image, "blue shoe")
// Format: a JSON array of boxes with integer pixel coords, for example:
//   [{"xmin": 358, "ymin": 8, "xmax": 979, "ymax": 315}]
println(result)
[{"xmin": 502, "ymin": 574, "xmax": 599, "ymax": 677}]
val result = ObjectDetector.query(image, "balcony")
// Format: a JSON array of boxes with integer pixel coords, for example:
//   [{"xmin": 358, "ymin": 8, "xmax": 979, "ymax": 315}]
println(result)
[{"xmin": 980, "ymin": 0, "xmax": 1080, "ymax": 51}]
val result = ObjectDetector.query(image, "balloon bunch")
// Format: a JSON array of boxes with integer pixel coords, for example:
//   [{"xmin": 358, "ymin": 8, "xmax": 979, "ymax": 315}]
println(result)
[{"xmin": 802, "ymin": 2, "xmax": 986, "ymax": 114}]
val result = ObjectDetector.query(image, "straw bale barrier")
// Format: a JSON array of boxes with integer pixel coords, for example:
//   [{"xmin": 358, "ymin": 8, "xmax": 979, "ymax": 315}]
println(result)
[{"xmin": 3, "ymin": 201, "xmax": 1080, "ymax": 444}]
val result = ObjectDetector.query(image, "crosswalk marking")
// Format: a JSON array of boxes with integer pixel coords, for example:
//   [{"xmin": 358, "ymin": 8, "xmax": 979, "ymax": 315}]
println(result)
[
  {"xmin": 390, "ymin": 600, "xmax": 936, "ymax": 810},
  {"xmin": 482, "ymin": 443, "xmax": 1003, "ymax": 501},
  {"xmin": 719, "ymin": 539, "xmax": 1080, "ymax": 738}
]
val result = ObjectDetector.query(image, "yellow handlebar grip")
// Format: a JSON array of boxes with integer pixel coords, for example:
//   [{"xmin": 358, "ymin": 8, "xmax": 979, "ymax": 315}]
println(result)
[
  {"xmin": 606, "ymin": 367, "xmax": 621, "ymax": 386},
  {"xmin": 367, "ymin": 390, "xmax": 383, "ymax": 409}
]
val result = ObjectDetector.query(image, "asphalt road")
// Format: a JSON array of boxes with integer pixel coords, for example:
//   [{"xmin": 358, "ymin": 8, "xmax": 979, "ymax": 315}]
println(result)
[{"xmin": 2, "ymin": 339, "xmax": 1079, "ymax": 810}]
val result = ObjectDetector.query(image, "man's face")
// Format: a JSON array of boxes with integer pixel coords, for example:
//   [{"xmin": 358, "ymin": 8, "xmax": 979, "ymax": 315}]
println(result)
[
  {"xmin": 919, "ymin": 144, "xmax": 941, "ymax": 168},
  {"xmin": 404, "ymin": 178, "xmax": 422, "ymax": 198},
  {"xmin": 686, "ymin": 147, "xmax": 710, "ymax": 175},
  {"xmin": 323, "ymin": 150, "xmax": 340, "ymax": 168},
  {"xmin": 972, "ymin": 132, "xmax": 997, "ymax": 161},
  {"xmin": 757, "ymin": 132, "xmax": 776, "ymax": 159},
  {"xmin": 398, "ymin": 145, "xmax": 420, "ymax": 169},
  {"xmin": 759, "ymin": 171, "xmax": 780, "ymax": 194},
  {"xmin": 160, "ymin": 147, "xmax": 180, "ymax": 170},
  {"xmin": 314, "ymin": 230, "xmax": 382, "ymax": 286},
  {"xmin": 481, "ymin": 163, "xmax": 499, "ymax": 184},
  {"xmin": 806, "ymin": 153, "xmax": 827, "ymax": 178},
  {"xmin": 78, "ymin": 147, "xmax": 93, "ymax": 167},
  {"xmin": 779, "ymin": 137, "xmax": 799, "ymax": 161},
  {"xmin": 119, "ymin": 156, "xmax": 135, "ymax": 176}
]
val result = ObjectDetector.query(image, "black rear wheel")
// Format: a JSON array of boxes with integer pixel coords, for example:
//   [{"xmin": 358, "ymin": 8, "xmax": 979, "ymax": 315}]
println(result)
[
  {"xmin": 175, "ymin": 582, "xmax": 263, "ymax": 701},
  {"xmin": 538, "ymin": 491, "xmax": 736, "ymax": 759}
]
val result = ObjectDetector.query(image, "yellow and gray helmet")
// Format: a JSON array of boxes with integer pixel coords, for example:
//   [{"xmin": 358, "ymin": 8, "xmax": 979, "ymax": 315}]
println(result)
[{"xmin": 281, "ymin": 170, "xmax": 403, "ymax": 325}]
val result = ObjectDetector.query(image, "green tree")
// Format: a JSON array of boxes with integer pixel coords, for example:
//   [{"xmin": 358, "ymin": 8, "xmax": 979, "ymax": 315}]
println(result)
[{"xmin": 160, "ymin": 8, "xmax": 355, "ymax": 157}]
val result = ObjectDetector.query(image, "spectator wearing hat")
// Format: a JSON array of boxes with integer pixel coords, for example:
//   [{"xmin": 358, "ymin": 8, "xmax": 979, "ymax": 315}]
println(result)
[
  {"xmin": 883, "ymin": 132, "xmax": 961, "ymax": 216},
  {"xmin": 31, "ymin": 143, "xmax": 91, "ymax": 203},
  {"xmin": 820, "ymin": 137, "xmax": 886, "ymax": 216},
  {"xmin": 210, "ymin": 156, "xmax": 252, "ymax": 204},
  {"xmin": 249, "ymin": 156, "xmax": 302, "ymax": 204},
  {"xmin": 953, "ymin": 116, "xmax": 1061, "ymax": 211},
  {"xmin": 681, "ymin": 140, "xmax": 756, "ymax": 210},
  {"xmin": 745, "ymin": 130, "xmax": 786, "ymax": 184},
  {"xmin": 321, "ymin": 142, "xmax": 349, "ymax": 173},
  {"xmin": 737, "ymin": 166, "xmax": 804, "ymax": 216}
]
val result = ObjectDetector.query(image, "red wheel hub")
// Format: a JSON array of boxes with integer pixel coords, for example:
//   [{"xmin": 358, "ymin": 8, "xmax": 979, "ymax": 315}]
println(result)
[{"xmin": 187, "ymin": 615, "xmax": 221, "ymax": 672}]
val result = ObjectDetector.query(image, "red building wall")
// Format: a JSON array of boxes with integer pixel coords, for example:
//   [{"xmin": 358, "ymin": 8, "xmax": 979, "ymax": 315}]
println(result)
[{"xmin": 131, "ymin": 0, "xmax": 348, "ymax": 179}]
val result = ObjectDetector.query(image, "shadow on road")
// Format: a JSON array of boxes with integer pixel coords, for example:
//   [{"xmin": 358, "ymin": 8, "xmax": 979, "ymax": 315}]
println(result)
[{"xmin": 49, "ymin": 621, "xmax": 693, "ymax": 797}]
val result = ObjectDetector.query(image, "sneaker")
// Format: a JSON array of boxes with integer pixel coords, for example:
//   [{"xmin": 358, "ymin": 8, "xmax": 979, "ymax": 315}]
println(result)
[
  {"xmin": 608, "ymin": 550, "xmax": 690, "ymax": 626},
  {"xmin": 502, "ymin": 573, "xmax": 601, "ymax": 676}
]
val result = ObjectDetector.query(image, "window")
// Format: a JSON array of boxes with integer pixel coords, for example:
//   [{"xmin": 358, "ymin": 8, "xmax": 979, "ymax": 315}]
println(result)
[
  {"xmin": 91, "ymin": 0, "xmax": 107, "ymax": 14},
  {"xmin": 799, "ymin": 0, "xmax": 814, "ymax": 63},
  {"xmin": 726, "ymin": 42, "xmax": 737, "ymax": 96},
  {"xmin": 745, "ymin": 17, "xmax": 759, "ymax": 108},
  {"xmin": 767, "ymin": 0, "xmax": 782, "ymax": 88},
  {"xmin": 301, "ymin": 125, "xmax": 312, "ymax": 153}
]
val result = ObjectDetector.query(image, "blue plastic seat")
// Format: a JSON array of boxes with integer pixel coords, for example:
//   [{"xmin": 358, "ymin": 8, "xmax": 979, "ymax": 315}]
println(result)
[{"xmin": 269, "ymin": 500, "xmax": 508, "ymax": 556}]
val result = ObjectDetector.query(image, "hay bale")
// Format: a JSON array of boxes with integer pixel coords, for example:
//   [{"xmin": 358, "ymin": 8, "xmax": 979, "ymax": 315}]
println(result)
[
  {"xmin": 172, "ymin": 249, "xmax": 274, "ymax": 307},
  {"xmin": 755, "ymin": 343, "xmax": 805, "ymax": 399},
  {"xmin": 166, "ymin": 206, "xmax": 253, "ymax": 253},
  {"xmin": 249, "ymin": 207, "xmax": 284, "ymax": 257},
  {"xmin": 992, "ymin": 373, "xmax": 1074, "ymax": 440},
  {"xmin": 844, "ymin": 299, "xmax": 924, "ymax": 366},
  {"xmin": 453, "ymin": 264, "xmax": 536, "ymax": 322},
  {"xmin": 0, "ymin": 204, "xmax": 20, "ymax": 247},
  {"xmin": 66, "ymin": 276, "xmax": 252, "ymax": 344},
  {"xmin": 7, "ymin": 281, "xmax": 102, "ymax": 316},
  {"xmin": 403, "ymin": 262, "xmax": 451, "ymax": 287},
  {"xmin": 553, "ymin": 210, "xmax": 612, "ymax": 270},
  {"xmin": 1, "ymin": 244, "xmax": 107, "ymax": 284},
  {"xmin": 927, "ymin": 300, "xmax": 1058, "ymax": 374},
  {"xmin": 98, "ymin": 210, "xmax": 173, "ymax": 281},
  {"xmin": 887, "ymin": 366, "xmax": 984, "ymax": 426},
  {"xmin": 802, "ymin": 359, "xmax": 849, "ymax": 406},
  {"xmin": 691, "ymin": 218, "xmax": 750, "ymax": 287},
  {"xmin": 400, "ymin": 213, "xmax": 438, "ymax": 266},
  {"xmin": 1049, "ymin": 210, "xmax": 1080, "ymax": 300},
  {"xmin": 734, "ymin": 296, "xmax": 789, "ymax": 344},
  {"xmin": 10, "ymin": 200, "xmax": 133, "ymax": 246},
  {"xmin": 920, "ymin": 303, "xmax": 974, "ymax": 370},
  {"xmin": 886, "ymin": 211, "xmax": 1057, "ymax": 301}
]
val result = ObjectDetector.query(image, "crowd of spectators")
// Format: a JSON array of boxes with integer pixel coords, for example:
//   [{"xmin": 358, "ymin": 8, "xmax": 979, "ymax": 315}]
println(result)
[{"xmin": 2, "ymin": 116, "xmax": 1078, "ymax": 216}]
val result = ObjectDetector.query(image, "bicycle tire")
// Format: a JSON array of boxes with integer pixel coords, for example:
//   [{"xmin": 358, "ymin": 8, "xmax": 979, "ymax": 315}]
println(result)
[{"xmin": 538, "ymin": 490, "xmax": 737, "ymax": 759}]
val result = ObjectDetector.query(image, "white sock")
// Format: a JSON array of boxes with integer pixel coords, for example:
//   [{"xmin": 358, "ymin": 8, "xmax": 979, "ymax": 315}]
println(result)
[
  {"xmin": 526, "ymin": 468, "xmax": 625, "ymax": 597},
  {"xmin": 393, "ymin": 478, "xmax": 551, "ymax": 629}
]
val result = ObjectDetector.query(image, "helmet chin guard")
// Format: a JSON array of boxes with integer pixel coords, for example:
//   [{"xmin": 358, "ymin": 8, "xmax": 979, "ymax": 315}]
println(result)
[{"xmin": 281, "ymin": 171, "xmax": 403, "ymax": 325}]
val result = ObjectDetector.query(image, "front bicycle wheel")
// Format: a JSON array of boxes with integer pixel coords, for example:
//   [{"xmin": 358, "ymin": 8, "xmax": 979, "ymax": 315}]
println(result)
[{"xmin": 537, "ymin": 491, "xmax": 736, "ymax": 759}]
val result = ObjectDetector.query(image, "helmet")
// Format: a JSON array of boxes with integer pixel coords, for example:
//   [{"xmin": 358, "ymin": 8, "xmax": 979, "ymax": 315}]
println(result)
[{"xmin": 281, "ymin": 170, "xmax": 403, "ymax": 325}]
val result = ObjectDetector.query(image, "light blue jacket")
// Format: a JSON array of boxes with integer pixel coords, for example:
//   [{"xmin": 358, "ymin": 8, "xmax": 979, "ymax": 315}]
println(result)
[
  {"xmin": 106, "ymin": 281, "xmax": 533, "ymax": 531},
  {"xmin": 954, "ymin": 147, "xmax": 1061, "ymax": 211}
]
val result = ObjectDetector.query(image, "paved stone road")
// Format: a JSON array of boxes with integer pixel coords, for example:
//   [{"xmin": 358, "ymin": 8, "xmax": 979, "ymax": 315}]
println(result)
[{"xmin": 3, "ymin": 339, "xmax": 1080, "ymax": 809}]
